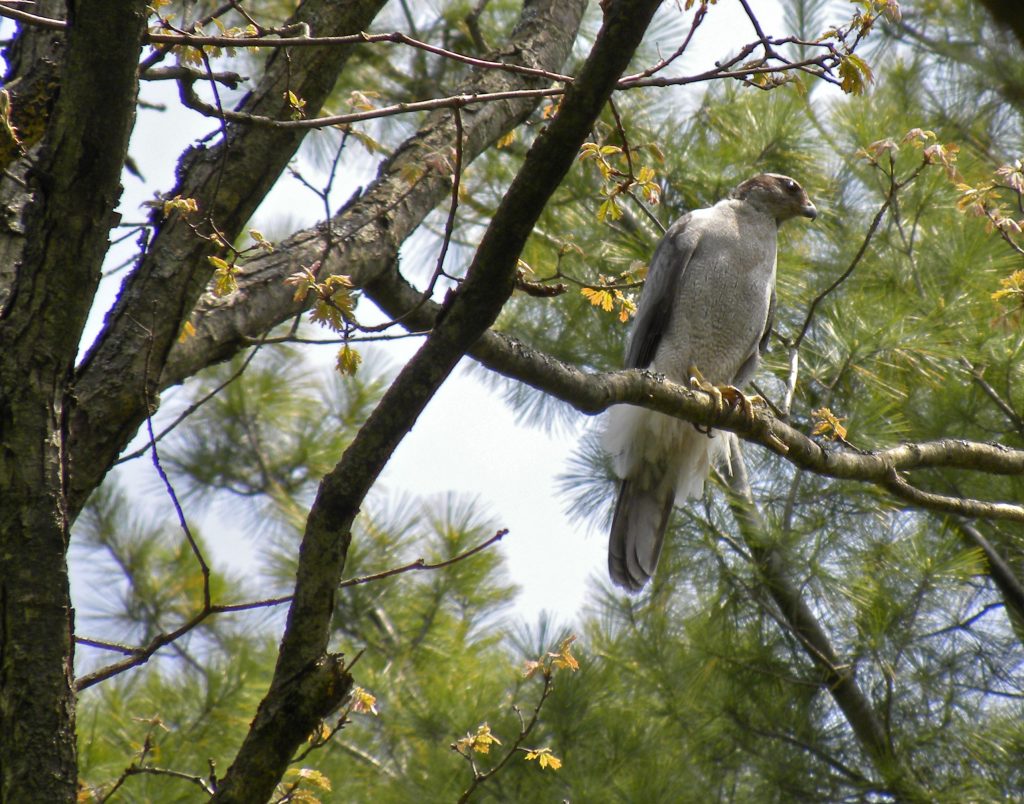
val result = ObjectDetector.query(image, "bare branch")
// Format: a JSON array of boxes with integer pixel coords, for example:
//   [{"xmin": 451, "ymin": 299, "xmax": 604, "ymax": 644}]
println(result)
[
  {"xmin": 795, "ymin": 169, "xmax": 894, "ymax": 349},
  {"xmin": 960, "ymin": 357, "xmax": 1024, "ymax": 435},
  {"xmin": 208, "ymin": 4, "xmax": 651, "ymax": 800},
  {"xmin": 724, "ymin": 440, "xmax": 927, "ymax": 800},
  {"xmin": 955, "ymin": 522, "xmax": 1024, "ymax": 630},
  {"xmin": 339, "ymin": 528, "xmax": 508, "ymax": 588},
  {"xmin": 144, "ymin": 362, "xmax": 212, "ymax": 610},
  {"xmin": 883, "ymin": 471, "xmax": 1024, "ymax": 522},
  {"xmin": 74, "ymin": 523, "xmax": 507, "ymax": 691},
  {"xmin": 99, "ymin": 765, "xmax": 215, "ymax": 801}
]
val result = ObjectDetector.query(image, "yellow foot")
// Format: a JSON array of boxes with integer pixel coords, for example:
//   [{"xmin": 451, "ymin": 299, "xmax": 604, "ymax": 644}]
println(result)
[{"xmin": 688, "ymin": 366, "xmax": 760, "ymax": 428}]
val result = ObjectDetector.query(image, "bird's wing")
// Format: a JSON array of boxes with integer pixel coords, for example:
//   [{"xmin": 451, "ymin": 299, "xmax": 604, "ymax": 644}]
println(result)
[
  {"xmin": 625, "ymin": 213, "xmax": 696, "ymax": 369},
  {"xmin": 758, "ymin": 288, "xmax": 776, "ymax": 355}
]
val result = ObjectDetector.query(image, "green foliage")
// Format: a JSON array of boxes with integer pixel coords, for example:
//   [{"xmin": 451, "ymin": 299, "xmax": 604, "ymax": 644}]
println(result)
[{"xmin": 71, "ymin": 0, "xmax": 1024, "ymax": 801}]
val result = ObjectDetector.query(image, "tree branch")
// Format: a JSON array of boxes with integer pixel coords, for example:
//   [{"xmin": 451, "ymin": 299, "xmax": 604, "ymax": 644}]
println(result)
[
  {"xmin": 956, "ymin": 521, "xmax": 1024, "ymax": 632},
  {"xmin": 0, "ymin": 1, "xmax": 149, "ymax": 798},
  {"xmin": 66, "ymin": 0, "xmax": 391, "ymax": 516},
  {"xmin": 724, "ymin": 440, "xmax": 929, "ymax": 801},
  {"xmin": 207, "ymin": 1, "xmax": 594, "ymax": 800},
  {"xmin": 973, "ymin": 0, "xmax": 1024, "ymax": 48},
  {"xmin": 175, "ymin": 217, "xmax": 1024, "ymax": 527}
]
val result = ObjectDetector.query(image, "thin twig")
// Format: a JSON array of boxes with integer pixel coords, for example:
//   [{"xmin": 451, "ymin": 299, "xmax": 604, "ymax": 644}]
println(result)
[
  {"xmin": 75, "ymin": 636, "xmax": 144, "ymax": 655},
  {"xmin": 338, "ymin": 528, "xmax": 508, "ymax": 588},
  {"xmin": 794, "ymin": 159, "xmax": 927, "ymax": 349},
  {"xmin": 175, "ymin": 52, "xmax": 847, "ymax": 131},
  {"xmin": 920, "ymin": 601, "xmax": 1005, "ymax": 639},
  {"xmin": 626, "ymin": 1, "xmax": 708, "ymax": 80},
  {"xmin": 117, "ymin": 343, "xmax": 266, "ymax": 465},
  {"xmin": 100, "ymin": 765, "xmax": 215, "ymax": 801},
  {"xmin": 960, "ymin": 357, "xmax": 1024, "ymax": 434},
  {"xmin": 424, "ymin": 105, "xmax": 464, "ymax": 295},
  {"xmin": 455, "ymin": 671, "xmax": 555, "ymax": 804},
  {"xmin": 142, "ymin": 323, "xmax": 211, "ymax": 610},
  {"xmin": 75, "ymin": 530, "xmax": 508, "ymax": 689}
]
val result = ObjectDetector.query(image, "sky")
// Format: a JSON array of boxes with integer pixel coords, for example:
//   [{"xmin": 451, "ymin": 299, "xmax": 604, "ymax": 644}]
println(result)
[
  {"xmin": 369, "ymin": 0, "xmax": 786, "ymax": 623},
  {"xmin": 2, "ymin": 0, "xmax": 790, "ymax": 634}
]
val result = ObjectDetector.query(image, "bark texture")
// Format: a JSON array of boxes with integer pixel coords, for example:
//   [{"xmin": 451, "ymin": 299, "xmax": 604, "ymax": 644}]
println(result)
[
  {"xmin": 0, "ymin": 2, "xmax": 148, "ymax": 800},
  {"xmin": 208, "ymin": 0, "xmax": 670, "ymax": 800},
  {"xmin": 67, "ymin": 0, "xmax": 389, "ymax": 515}
]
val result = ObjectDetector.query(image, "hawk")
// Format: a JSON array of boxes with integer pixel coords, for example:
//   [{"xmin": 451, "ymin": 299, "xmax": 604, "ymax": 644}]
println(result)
[{"xmin": 604, "ymin": 173, "xmax": 817, "ymax": 591}]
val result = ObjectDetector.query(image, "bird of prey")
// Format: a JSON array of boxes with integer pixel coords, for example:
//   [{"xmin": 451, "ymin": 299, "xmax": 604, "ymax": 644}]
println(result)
[{"xmin": 604, "ymin": 173, "xmax": 817, "ymax": 592}]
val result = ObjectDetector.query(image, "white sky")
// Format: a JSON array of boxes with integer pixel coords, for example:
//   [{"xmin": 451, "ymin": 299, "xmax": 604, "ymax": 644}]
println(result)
[{"xmin": 1, "ymin": 0, "xmax": 791, "ymax": 634}]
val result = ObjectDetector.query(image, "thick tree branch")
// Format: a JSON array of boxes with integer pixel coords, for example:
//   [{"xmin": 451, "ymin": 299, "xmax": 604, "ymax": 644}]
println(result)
[
  {"xmin": 208, "ymin": 1, "xmax": 595, "ymax": 800},
  {"xmin": 66, "ymin": 0, "xmax": 389, "ymax": 516},
  {"xmin": 174, "ymin": 217, "xmax": 1024, "ymax": 525},
  {"xmin": 370, "ymin": 265, "xmax": 1024, "ymax": 518},
  {"xmin": 159, "ymin": 0, "xmax": 600, "ymax": 385},
  {"xmin": 724, "ymin": 441, "xmax": 929, "ymax": 801},
  {"xmin": 973, "ymin": 0, "xmax": 1024, "ymax": 48},
  {"xmin": 956, "ymin": 521, "xmax": 1024, "ymax": 633},
  {"xmin": 0, "ymin": 2, "xmax": 149, "ymax": 799}
]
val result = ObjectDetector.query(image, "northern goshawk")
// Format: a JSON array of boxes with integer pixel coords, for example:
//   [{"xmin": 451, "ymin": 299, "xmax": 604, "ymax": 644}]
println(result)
[{"xmin": 604, "ymin": 173, "xmax": 817, "ymax": 591}]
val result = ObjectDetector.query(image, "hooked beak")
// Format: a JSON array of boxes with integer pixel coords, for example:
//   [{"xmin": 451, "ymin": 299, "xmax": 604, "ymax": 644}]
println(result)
[{"xmin": 801, "ymin": 203, "xmax": 818, "ymax": 220}]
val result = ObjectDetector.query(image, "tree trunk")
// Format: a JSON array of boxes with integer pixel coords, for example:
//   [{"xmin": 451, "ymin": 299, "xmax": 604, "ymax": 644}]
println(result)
[{"xmin": 0, "ymin": 2, "xmax": 148, "ymax": 800}]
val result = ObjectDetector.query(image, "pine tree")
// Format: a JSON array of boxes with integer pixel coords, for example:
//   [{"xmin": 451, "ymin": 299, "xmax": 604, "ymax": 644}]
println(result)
[{"xmin": 2, "ymin": 0, "xmax": 1023, "ymax": 801}]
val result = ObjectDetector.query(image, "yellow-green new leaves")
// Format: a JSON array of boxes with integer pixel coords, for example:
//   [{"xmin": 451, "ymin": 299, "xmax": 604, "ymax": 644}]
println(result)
[
  {"xmin": 811, "ymin": 407, "xmax": 848, "ymax": 442},
  {"xmin": 248, "ymin": 229, "xmax": 273, "ymax": 253},
  {"xmin": 847, "ymin": 0, "xmax": 901, "ymax": 37},
  {"xmin": 285, "ymin": 265, "xmax": 363, "ymax": 374},
  {"xmin": 162, "ymin": 195, "xmax": 199, "ymax": 218},
  {"xmin": 160, "ymin": 194, "xmax": 271, "ymax": 301},
  {"xmin": 349, "ymin": 686, "xmax": 379, "ymax": 716},
  {"xmin": 285, "ymin": 266, "xmax": 358, "ymax": 332},
  {"xmin": 580, "ymin": 268, "xmax": 642, "ymax": 323},
  {"xmin": 857, "ymin": 129, "xmax": 960, "ymax": 179},
  {"xmin": 285, "ymin": 90, "xmax": 307, "ymax": 120},
  {"xmin": 949, "ymin": 160, "xmax": 1024, "ymax": 310},
  {"xmin": 279, "ymin": 767, "xmax": 332, "ymax": 804},
  {"xmin": 581, "ymin": 285, "xmax": 636, "ymax": 322},
  {"xmin": 207, "ymin": 255, "xmax": 238, "ymax": 296},
  {"xmin": 523, "ymin": 635, "xmax": 580, "ymax": 678},
  {"xmin": 523, "ymin": 747, "xmax": 562, "ymax": 770},
  {"xmin": 454, "ymin": 723, "xmax": 502, "ymax": 756},
  {"xmin": 149, "ymin": 0, "xmax": 258, "ymax": 65},
  {"xmin": 207, "ymin": 230, "xmax": 273, "ymax": 297},
  {"xmin": 549, "ymin": 634, "xmax": 579, "ymax": 672},
  {"xmin": 579, "ymin": 140, "xmax": 662, "ymax": 224},
  {"xmin": 451, "ymin": 636, "xmax": 578, "ymax": 791},
  {"xmin": 991, "ymin": 270, "xmax": 1024, "ymax": 306},
  {"xmin": 995, "ymin": 159, "xmax": 1024, "ymax": 194},
  {"xmin": 838, "ymin": 53, "xmax": 873, "ymax": 95},
  {"xmin": 336, "ymin": 345, "xmax": 362, "ymax": 377},
  {"xmin": 826, "ymin": 1, "xmax": 902, "ymax": 95}
]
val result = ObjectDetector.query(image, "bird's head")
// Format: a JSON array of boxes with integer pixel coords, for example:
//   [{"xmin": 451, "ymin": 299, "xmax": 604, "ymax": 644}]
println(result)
[{"xmin": 730, "ymin": 173, "xmax": 818, "ymax": 223}]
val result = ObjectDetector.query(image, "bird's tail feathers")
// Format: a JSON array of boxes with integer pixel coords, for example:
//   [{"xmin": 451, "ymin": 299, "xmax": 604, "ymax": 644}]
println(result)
[
  {"xmin": 608, "ymin": 476, "xmax": 675, "ymax": 592},
  {"xmin": 605, "ymin": 407, "xmax": 738, "ymax": 592}
]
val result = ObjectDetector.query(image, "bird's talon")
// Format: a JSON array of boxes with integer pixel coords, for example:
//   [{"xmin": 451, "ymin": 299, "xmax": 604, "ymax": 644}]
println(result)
[{"xmin": 689, "ymin": 374, "xmax": 762, "ymax": 427}]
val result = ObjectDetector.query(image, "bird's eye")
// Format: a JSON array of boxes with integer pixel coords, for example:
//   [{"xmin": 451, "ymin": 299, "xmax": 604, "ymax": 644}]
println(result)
[{"xmin": 785, "ymin": 179, "xmax": 798, "ymax": 191}]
